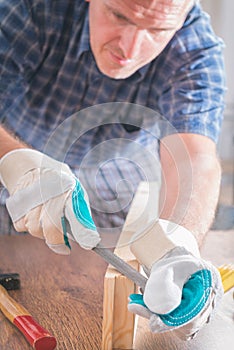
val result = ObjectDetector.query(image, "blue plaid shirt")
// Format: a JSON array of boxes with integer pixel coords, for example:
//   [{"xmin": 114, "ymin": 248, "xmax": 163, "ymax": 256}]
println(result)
[{"xmin": 0, "ymin": 0, "xmax": 226, "ymax": 231}]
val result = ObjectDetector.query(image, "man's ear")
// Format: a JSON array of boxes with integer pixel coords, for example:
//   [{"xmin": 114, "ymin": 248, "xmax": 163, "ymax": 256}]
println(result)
[{"xmin": 85, "ymin": 0, "xmax": 90, "ymax": 2}]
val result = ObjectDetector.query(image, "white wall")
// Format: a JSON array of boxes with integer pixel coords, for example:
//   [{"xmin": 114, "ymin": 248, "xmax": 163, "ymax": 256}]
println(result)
[
  {"xmin": 201, "ymin": 0, "xmax": 234, "ymax": 112},
  {"xmin": 201, "ymin": 0, "xmax": 234, "ymax": 160}
]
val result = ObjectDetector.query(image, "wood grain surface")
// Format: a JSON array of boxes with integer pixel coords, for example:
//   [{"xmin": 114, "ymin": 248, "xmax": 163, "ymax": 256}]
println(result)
[{"xmin": 0, "ymin": 235, "xmax": 107, "ymax": 350}]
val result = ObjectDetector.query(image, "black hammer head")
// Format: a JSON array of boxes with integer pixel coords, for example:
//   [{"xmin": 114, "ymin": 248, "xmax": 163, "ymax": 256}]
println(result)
[{"xmin": 0, "ymin": 273, "xmax": 20, "ymax": 290}]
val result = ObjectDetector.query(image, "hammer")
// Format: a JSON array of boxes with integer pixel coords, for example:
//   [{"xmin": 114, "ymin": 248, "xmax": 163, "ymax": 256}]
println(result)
[{"xmin": 0, "ymin": 273, "xmax": 57, "ymax": 350}]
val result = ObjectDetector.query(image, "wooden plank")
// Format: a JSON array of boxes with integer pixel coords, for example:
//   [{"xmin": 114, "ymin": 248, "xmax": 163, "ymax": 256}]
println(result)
[
  {"xmin": 102, "ymin": 274, "xmax": 116, "ymax": 349},
  {"xmin": 102, "ymin": 181, "xmax": 159, "ymax": 350},
  {"xmin": 102, "ymin": 258, "xmax": 139, "ymax": 349},
  {"xmin": 102, "ymin": 262, "xmax": 139, "ymax": 350}
]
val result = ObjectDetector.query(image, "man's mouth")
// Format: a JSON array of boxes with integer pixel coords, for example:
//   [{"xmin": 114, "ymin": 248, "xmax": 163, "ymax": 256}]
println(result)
[{"xmin": 108, "ymin": 50, "xmax": 133, "ymax": 67}]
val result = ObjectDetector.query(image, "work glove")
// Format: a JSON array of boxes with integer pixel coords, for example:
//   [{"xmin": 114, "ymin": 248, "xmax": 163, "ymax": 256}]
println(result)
[
  {"xmin": 0, "ymin": 149, "xmax": 100, "ymax": 254},
  {"xmin": 128, "ymin": 219, "xmax": 223, "ymax": 340}
]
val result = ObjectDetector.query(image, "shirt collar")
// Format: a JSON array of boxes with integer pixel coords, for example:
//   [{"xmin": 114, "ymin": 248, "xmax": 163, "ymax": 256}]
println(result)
[{"xmin": 77, "ymin": 8, "xmax": 90, "ymax": 57}]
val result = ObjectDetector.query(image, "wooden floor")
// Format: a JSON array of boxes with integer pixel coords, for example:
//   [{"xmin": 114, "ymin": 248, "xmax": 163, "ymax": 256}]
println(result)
[
  {"xmin": 0, "ymin": 230, "xmax": 233, "ymax": 350},
  {"xmin": 0, "ymin": 236, "xmax": 107, "ymax": 350}
]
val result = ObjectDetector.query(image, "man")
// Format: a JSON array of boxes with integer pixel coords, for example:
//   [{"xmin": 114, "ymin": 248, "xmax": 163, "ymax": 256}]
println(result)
[{"xmin": 0, "ymin": 0, "xmax": 226, "ymax": 340}]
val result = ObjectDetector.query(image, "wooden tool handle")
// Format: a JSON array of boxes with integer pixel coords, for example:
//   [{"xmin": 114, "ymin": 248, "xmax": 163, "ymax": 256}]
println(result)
[{"xmin": 0, "ymin": 285, "xmax": 57, "ymax": 350}]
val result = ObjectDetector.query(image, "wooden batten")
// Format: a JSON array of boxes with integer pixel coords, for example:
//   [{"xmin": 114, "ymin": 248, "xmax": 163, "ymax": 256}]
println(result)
[{"xmin": 102, "ymin": 182, "xmax": 159, "ymax": 349}]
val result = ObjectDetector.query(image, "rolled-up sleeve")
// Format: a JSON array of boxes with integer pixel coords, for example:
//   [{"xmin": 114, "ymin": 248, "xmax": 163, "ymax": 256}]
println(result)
[{"xmin": 158, "ymin": 6, "xmax": 226, "ymax": 143}]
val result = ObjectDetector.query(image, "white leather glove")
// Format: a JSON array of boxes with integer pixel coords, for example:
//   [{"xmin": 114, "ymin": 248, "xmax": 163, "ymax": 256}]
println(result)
[
  {"xmin": 128, "ymin": 219, "xmax": 223, "ymax": 340},
  {"xmin": 0, "ymin": 149, "xmax": 100, "ymax": 254}
]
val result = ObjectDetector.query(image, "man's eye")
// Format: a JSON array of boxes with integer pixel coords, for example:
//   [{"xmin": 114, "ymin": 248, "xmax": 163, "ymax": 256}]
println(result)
[
  {"xmin": 149, "ymin": 27, "xmax": 163, "ymax": 34},
  {"xmin": 148, "ymin": 28, "xmax": 168, "ymax": 37},
  {"xmin": 112, "ymin": 11, "xmax": 128, "ymax": 23}
]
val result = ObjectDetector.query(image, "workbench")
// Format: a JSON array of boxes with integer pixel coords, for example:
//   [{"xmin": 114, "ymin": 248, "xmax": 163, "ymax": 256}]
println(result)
[{"xmin": 0, "ymin": 230, "xmax": 233, "ymax": 349}]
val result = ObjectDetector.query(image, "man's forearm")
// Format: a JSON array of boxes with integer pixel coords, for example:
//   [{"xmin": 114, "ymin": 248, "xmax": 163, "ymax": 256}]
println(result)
[
  {"xmin": 159, "ymin": 134, "xmax": 221, "ymax": 246},
  {"xmin": 0, "ymin": 125, "xmax": 28, "ymax": 158}
]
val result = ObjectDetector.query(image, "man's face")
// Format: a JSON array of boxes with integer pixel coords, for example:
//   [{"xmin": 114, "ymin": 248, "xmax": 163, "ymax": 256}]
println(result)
[{"xmin": 87, "ymin": 0, "xmax": 193, "ymax": 79}]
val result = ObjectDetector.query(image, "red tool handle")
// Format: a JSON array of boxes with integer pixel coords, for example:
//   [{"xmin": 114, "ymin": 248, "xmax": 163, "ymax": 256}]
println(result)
[
  {"xmin": 14, "ymin": 315, "xmax": 57, "ymax": 350},
  {"xmin": 0, "ymin": 285, "xmax": 57, "ymax": 350}
]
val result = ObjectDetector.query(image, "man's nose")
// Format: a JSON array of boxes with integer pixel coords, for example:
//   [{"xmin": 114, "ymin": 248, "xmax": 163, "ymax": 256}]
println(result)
[{"xmin": 119, "ymin": 25, "xmax": 145, "ymax": 59}]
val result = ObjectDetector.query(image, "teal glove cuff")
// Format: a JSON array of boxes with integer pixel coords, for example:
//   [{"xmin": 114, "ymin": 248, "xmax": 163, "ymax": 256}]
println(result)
[
  {"xmin": 62, "ymin": 179, "xmax": 100, "ymax": 250},
  {"xmin": 129, "ymin": 269, "xmax": 212, "ymax": 327},
  {"xmin": 72, "ymin": 180, "xmax": 97, "ymax": 231},
  {"xmin": 61, "ymin": 180, "xmax": 97, "ymax": 249}
]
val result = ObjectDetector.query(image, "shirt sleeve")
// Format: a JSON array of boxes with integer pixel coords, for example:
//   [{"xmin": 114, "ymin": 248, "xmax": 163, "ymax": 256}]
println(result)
[
  {"xmin": 158, "ymin": 4, "xmax": 226, "ymax": 144},
  {"xmin": 0, "ymin": 0, "xmax": 41, "ymax": 118}
]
